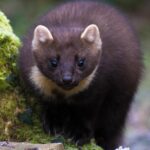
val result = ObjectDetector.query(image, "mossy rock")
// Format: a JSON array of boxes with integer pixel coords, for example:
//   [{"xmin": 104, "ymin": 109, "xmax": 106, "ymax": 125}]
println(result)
[
  {"xmin": 0, "ymin": 10, "xmax": 52, "ymax": 143},
  {"xmin": 0, "ymin": 11, "xmax": 103, "ymax": 150},
  {"xmin": 0, "ymin": 11, "xmax": 20, "ymax": 90}
]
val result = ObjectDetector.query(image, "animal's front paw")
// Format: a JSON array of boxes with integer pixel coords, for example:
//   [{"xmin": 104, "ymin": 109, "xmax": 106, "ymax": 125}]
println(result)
[
  {"xmin": 42, "ymin": 111, "xmax": 64, "ymax": 136},
  {"xmin": 64, "ymin": 124, "xmax": 92, "ymax": 146}
]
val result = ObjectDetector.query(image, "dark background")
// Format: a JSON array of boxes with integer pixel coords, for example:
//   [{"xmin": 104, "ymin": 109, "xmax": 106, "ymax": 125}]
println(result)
[
  {"xmin": 0, "ymin": 0, "xmax": 150, "ymax": 149},
  {"xmin": 0, "ymin": 0, "xmax": 149, "ymax": 37}
]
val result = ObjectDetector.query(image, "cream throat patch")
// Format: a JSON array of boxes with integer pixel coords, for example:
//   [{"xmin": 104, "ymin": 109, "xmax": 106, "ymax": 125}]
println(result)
[{"xmin": 29, "ymin": 65, "xmax": 98, "ymax": 98}]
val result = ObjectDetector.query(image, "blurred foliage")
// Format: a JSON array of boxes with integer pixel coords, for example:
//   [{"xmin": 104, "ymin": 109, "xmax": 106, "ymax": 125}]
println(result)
[
  {"xmin": 0, "ymin": 0, "xmax": 149, "ymax": 37},
  {"xmin": 104, "ymin": 0, "xmax": 147, "ymax": 11}
]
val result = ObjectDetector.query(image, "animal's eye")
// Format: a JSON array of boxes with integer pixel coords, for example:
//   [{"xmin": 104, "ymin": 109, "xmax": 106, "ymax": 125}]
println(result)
[
  {"xmin": 48, "ymin": 58, "xmax": 58, "ymax": 68},
  {"xmin": 77, "ymin": 58, "xmax": 85, "ymax": 68}
]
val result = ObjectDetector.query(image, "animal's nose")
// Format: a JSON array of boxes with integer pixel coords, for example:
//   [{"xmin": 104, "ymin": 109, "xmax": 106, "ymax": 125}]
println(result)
[{"xmin": 62, "ymin": 74, "xmax": 73, "ymax": 84}]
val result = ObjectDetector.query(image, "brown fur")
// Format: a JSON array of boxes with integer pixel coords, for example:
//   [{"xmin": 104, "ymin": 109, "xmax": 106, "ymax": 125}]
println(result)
[
  {"xmin": 30, "ymin": 65, "xmax": 98, "ymax": 98},
  {"xmin": 19, "ymin": 1, "xmax": 142, "ymax": 150}
]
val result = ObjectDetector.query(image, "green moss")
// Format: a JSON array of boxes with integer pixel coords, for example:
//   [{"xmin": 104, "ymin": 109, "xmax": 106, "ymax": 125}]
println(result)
[
  {"xmin": 0, "ymin": 90, "xmax": 23, "ymax": 140},
  {"xmin": 0, "ymin": 11, "xmax": 21, "ymax": 90},
  {"xmin": 0, "ymin": 12, "xmax": 12, "ymax": 32},
  {"xmin": 0, "ymin": 11, "xmax": 103, "ymax": 150}
]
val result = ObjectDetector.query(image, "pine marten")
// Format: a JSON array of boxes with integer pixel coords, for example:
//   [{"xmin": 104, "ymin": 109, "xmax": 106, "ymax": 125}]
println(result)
[{"xmin": 19, "ymin": 1, "xmax": 142, "ymax": 150}]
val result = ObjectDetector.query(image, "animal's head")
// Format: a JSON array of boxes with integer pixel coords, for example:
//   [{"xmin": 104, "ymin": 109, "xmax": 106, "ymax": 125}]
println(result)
[{"xmin": 31, "ymin": 24, "xmax": 102, "ymax": 92}]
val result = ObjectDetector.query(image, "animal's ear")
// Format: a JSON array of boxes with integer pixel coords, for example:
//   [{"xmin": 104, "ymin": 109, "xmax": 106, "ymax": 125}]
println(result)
[
  {"xmin": 81, "ymin": 24, "xmax": 102, "ymax": 50},
  {"xmin": 32, "ymin": 25, "xmax": 53, "ymax": 50}
]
